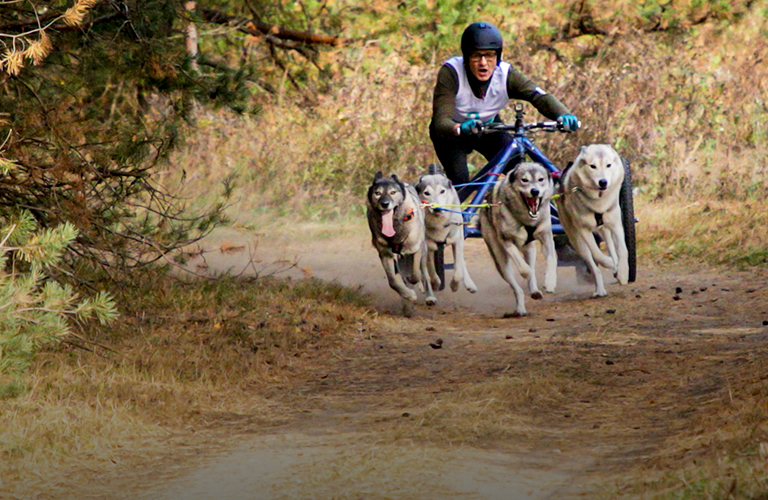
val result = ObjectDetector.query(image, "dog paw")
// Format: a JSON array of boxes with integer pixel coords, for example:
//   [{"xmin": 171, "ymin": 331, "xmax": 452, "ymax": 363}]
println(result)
[
  {"xmin": 431, "ymin": 278, "xmax": 442, "ymax": 290},
  {"xmin": 466, "ymin": 283, "xmax": 478, "ymax": 294},
  {"xmin": 426, "ymin": 296, "xmax": 438, "ymax": 307},
  {"xmin": 591, "ymin": 290, "xmax": 607, "ymax": 298},
  {"xmin": 450, "ymin": 279, "xmax": 460, "ymax": 292},
  {"xmin": 531, "ymin": 291, "xmax": 543, "ymax": 300},
  {"xmin": 503, "ymin": 310, "xmax": 527, "ymax": 318},
  {"xmin": 403, "ymin": 289, "xmax": 418, "ymax": 302},
  {"xmin": 402, "ymin": 300, "xmax": 415, "ymax": 318}
]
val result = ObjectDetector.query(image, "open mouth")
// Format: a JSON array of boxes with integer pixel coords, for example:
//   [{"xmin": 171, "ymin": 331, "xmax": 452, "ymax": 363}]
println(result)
[
  {"xmin": 380, "ymin": 208, "xmax": 396, "ymax": 237},
  {"xmin": 522, "ymin": 194, "xmax": 542, "ymax": 218}
]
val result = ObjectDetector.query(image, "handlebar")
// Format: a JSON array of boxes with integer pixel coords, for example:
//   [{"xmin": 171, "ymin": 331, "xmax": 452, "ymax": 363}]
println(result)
[
  {"xmin": 478, "ymin": 102, "xmax": 581, "ymax": 135},
  {"xmin": 481, "ymin": 119, "xmax": 580, "ymax": 134}
]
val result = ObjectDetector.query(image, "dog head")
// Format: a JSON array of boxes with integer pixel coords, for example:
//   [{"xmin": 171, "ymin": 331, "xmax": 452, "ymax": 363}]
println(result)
[
  {"xmin": 415, "ymin": 164, "xmax": 456, "ymax": 214},
  {"xmin": 569, "ymin": 144, "xmax": 624, "ymax": 196},
  {"xmin": 368, "ymin": 171, "xmax": 407, "ymax": 237},
  {"xmin": 509, "ymin": 162, "xmax": 553, "ymax": 219}
]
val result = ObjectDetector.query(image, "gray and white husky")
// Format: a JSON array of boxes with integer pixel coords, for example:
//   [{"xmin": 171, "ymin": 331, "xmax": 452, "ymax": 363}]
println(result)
[
  {"xmin": 366, "ymin": 171, "xmax": 436, "ymax": 316},
  {"xmin": 558, "ymin": 144, "xmax": 629, "ymax": 297},
  {"xmin": 415, "ymin": 164, "xmax": 477, "ymax": 294},
  {"xmin": 480, "ymin": 162, "xmax": 557, "ymax": 317}
]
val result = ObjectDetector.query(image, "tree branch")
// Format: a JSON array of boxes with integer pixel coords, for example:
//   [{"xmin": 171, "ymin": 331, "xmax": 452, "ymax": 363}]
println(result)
[{"xmin": 200, "ymin": 8, "xmax": 348, "ymax": 47}]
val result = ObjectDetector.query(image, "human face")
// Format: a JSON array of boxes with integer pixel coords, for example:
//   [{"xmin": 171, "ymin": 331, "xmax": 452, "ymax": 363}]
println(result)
[{"xmin": 468, "ymin": 50, "xmax": 497, "ymax": 81}]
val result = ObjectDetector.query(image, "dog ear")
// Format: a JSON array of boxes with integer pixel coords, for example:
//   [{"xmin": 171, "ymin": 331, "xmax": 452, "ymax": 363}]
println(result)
[
  {"xmin": 391, "ymin": 174, "xmax": 407, "ymax": 196},
  {"xmin": 428, "ymin": 163, "xmax": 442, "ymax": 175},
  {"xmin": 374, "ymin": 171, "xmax": 383, "ymax": 181}
]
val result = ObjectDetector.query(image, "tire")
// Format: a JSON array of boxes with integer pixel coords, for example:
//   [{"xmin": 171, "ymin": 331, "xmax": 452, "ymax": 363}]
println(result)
[
  {"xmin": 434, "ymin": 244, "xmax": 446, "ymax": 291},
  {"xmin": 620, "ymin": 157, "xmax": 637, "ymax": 283}
]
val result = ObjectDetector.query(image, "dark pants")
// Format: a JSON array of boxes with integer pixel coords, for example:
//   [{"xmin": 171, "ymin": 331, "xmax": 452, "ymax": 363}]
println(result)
[{"xmin": 429, "ymin": 124, "xmax": 513, "ymax": 186}]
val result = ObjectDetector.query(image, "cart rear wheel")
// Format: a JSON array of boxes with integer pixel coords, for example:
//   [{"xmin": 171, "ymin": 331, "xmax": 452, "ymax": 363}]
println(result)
[{"xmin": 620, "ymin": 157, "xmax": 637, "ymax": 283}]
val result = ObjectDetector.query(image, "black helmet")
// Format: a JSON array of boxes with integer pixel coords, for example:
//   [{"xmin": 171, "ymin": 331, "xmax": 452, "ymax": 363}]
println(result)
[{"xmin": 460, "ymin": 22, "xmax": 503, "ymax": 61}]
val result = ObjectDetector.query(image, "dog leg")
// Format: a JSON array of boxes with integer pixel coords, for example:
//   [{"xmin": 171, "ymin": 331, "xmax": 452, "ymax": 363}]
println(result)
[
  {"xmin": 451, "ymin": 238, "xmax": 477, "ymax": 293},
  {"xmin": 505, "ymin": 244, "xmax": 531, "ymax": 279},
  {"xmin": 411, "ymin": 249, "xmax": 424, "ymax": 287},
  {"xmin": 608, "ymin": 220, "xmax": 629, "ymax": 285},
  {"xmin": 482, "ymin": 215, "xmax": 527, "ymax": 316},
  {"xmin": 501, "ymin": 253, "xmax": 528, "ymax": 316},
  {"xmin": 573, "ymin": 233, "xmax": 607, "ymax": 297},
  {"xmin": 401, "ymin": 298, "xmax": 416, "ymax": 317},
  {"xmin": 540, "ymin": 234, "xmax": 558, "ymax": 294},
  {"xmin": 488, "ymin": 241, "xmax": 527, "ymax": 315},
  {"xmin": 524, "ymin": 242, "xmax": 542, "ymax": 300},
  {"xmin": 426, "ymin": 248, "xmax": 442, "ymax": 290},
  {"xmin": 598, "ymin": 226, "xmax": 619, "ymax": 275},
  {"xmin": 380, "ymin": 256, "xmax": 417, "ymax": 302},
  {"xmin": 420, "ymin": 245, "xmax": 437, "ymax": 306}
]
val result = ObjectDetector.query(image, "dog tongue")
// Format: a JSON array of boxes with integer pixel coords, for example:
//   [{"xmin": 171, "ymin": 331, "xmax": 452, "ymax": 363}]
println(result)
[
  {"xmin": 381, "ymin": 210, "xmax": 396, "ymax": 237},
  {"xmin": 526, "ymin": 196, "xmax": 540, "ymax": 214}
]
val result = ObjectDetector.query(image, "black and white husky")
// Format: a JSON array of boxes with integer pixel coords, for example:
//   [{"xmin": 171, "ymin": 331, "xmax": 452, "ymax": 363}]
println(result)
[{"xmin": 366, "ymin": 171, "xmax": 436, "ymax": 316}]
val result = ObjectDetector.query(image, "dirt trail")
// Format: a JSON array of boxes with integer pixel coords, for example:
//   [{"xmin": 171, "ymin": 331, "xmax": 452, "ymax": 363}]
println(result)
[{"xmin": 129, "ymin": 223, "xmax": 768, "ymax": 499}]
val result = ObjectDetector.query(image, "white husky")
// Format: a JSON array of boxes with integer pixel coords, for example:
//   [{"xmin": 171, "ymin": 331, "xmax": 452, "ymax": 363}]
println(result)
[
  {"xmin": 415, "ymin": 164, "xmax": 477, "ymax": 294},
  {"xmin": 558, "ymin": 144, "xmax": 629, "ymax": 297}
]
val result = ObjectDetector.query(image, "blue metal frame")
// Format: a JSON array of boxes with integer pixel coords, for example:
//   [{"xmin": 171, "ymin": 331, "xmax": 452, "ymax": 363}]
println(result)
[{"xmin": 455, "ymin": 125, "xmax": 565, "ymax": 239}]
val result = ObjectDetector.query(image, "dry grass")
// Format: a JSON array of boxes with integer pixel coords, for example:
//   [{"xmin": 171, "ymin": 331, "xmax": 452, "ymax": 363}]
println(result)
[
  {"xmin": 0, "ymin": 271, "xmax": 375, "ymax": 499},
  {"xmin": 637, "ymin": 199, "xmax": 768, "ymax": 267}
]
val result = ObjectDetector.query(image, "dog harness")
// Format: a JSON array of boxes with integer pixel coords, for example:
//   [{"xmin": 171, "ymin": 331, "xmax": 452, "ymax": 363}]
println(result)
[
  {"xmin": 524, "ymin": 225, "xmax": 537, "ymax": 245},
  {"xmin": 385, "ymin": 208, "xmax": 417, "ymax": 256},
  {"xmin": 594, "ymin": 213, "xmax": 604, "ymax": 227}
]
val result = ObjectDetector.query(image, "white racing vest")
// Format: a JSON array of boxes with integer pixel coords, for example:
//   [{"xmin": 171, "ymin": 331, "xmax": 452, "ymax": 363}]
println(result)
[{"xmin": 446, "ymin": 56, "xmax": 510, "ymax": 123}]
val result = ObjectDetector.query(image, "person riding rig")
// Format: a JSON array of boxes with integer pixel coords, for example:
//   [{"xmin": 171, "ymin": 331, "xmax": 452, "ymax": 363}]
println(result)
[{"xmin": 429, "ymin": 21, "xmax": 580, "ymax": 185}]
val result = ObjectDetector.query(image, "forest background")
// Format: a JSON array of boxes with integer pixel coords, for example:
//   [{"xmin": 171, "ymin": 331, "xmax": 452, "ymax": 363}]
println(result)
[{"xmin": 1, "ymin": 0, "xmax": 767, "ymax": 498}]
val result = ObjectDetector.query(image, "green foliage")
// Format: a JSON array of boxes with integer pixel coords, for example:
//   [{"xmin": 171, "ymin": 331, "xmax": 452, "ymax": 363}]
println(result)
[{"xmin": 0, "ymin": 216, "xmax": 117, "ymax": 377}]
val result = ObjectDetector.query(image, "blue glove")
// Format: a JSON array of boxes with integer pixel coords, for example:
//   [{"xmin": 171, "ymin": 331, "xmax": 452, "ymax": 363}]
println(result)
[
  {"xmin": 557, "ymin": 114, "xmax": 580, "ymax": 132},
  {"xmin": 459, "ymin": 119, "xmax": 483, "ymax": 137}
]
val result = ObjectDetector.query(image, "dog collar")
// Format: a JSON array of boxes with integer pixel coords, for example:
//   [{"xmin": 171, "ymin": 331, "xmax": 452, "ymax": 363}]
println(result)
[{"xmin": 402, "ymin": 208, "xmax": 415, "ymax": 222}]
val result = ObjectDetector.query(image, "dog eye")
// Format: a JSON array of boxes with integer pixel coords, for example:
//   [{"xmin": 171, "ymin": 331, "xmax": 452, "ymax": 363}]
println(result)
[
  {"xmin": 590, "ymin": 164, "xmax": 597, "ymax": 169},
  {"xmin": 440, "ymin": 189, "xmax": 446, "ymax": 194},
  {"xmin": 606, "ymin": 163, "xmax": 612, "ymax": 168}
]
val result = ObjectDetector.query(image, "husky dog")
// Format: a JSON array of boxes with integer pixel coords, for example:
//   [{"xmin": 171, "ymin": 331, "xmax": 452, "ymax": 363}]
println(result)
[
  {"xmin": 479, "ymin": 162, "xmax": 557, "ymax": 317},
  {"xmin": 367, "ymin": 171, "xmax": 436, "ymax": 316},
  {"xmin": 558, "ymin": 144, "xmax": 629, "ymax": 297},
  {"xmin": 415, "ymin": 164, "xmax": 477, "ymax": 294}
]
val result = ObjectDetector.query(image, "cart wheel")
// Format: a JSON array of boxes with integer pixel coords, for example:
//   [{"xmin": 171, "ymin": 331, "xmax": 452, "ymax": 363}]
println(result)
[
  {"xmin": 620, "ymin": 157, "xmax": 637, "ymax": 283},
  {"xmin": 435, "ymin": 244, "xmax": 446, "ymax": 291}
]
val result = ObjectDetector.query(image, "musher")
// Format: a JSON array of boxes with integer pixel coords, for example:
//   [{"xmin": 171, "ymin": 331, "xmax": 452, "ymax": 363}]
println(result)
[{"xmin": 429, "ymin": 21, "xmax": 580, "ymax": 185}]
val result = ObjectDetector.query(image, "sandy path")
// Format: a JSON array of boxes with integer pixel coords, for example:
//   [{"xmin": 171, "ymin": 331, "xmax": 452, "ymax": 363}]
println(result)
[
  {"xmin": 131, "ymin": 222, "xmax": 768, "ymax": 499},
  {"xmin": 134, "ymin": 224, "xmax": 605, "ymax": 499}
]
